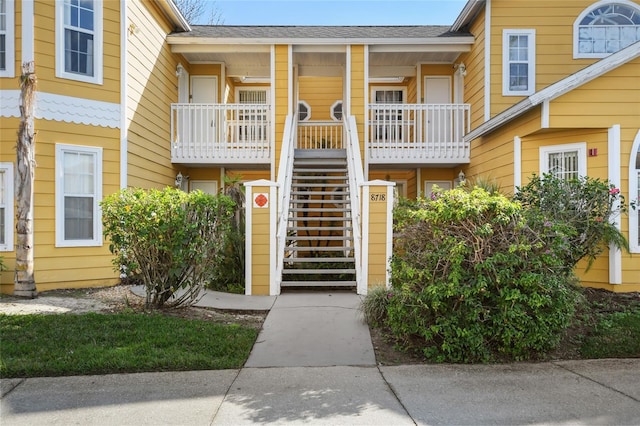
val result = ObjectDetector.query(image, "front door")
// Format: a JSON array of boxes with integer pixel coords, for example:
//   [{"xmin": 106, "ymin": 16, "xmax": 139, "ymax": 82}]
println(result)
[
  {"xmin": 191, "ymin": 76, "xmax": 218, "ymax": 144},
  {"xmin": 424, "ymin": 76, "xmax": 452, "ymax": 144}
]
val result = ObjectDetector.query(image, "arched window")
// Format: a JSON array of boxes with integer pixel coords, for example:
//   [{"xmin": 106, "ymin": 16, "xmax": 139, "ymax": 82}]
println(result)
[
  {"xmin": 630, "ymin": 131, "xmax": 640, "ymax": 253},
  {"xmin": 574, "ymin": 1, "xmax": 640, "ymax": 58}
]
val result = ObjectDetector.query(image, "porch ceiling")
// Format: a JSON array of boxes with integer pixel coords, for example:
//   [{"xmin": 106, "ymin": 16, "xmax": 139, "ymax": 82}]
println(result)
[{"xmin": 172, "ymin": 38, "xmax": 471, "ymax": 78}]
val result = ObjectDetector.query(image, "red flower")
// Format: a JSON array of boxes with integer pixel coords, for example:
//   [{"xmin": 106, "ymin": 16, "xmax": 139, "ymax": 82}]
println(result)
[{"xmin": 609, "ymin": 188, "xmax": 620, "ymax": 195}]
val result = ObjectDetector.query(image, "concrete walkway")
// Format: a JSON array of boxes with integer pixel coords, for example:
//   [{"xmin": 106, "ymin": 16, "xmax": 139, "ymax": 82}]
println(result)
[{"xmin": 2, "ymin": 289, "xmax": 640, "ymax": 425}]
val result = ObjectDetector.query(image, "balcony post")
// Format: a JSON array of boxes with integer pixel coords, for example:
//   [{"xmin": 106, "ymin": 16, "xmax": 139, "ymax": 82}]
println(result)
[{"xmin": 244, "ymin": 179, "xmax": 279, "ymax": 296}]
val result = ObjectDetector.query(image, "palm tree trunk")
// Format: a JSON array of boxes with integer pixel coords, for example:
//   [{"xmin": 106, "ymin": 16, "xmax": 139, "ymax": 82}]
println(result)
[{"xmin": 14, "ymin": 62, "xmax": 37, "ymax": 298}]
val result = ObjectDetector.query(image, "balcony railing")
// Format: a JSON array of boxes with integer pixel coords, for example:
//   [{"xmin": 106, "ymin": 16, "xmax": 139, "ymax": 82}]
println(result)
[
  {"xmin": 368, "ymin": 103, "xmax": 471, "ymax": 164},
  {"xmin": 296, "ymin": 121, "xmax": 344, "ymax": 149},
  {"xmin": 170, "ymin": 103, "xmax": 271, "ymax": 164}
]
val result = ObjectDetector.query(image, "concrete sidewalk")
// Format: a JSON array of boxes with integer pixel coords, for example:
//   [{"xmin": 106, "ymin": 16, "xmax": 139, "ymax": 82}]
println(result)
[{"xmin": 2, "ymin": 290, "xmax": 640, "ymax": 425}]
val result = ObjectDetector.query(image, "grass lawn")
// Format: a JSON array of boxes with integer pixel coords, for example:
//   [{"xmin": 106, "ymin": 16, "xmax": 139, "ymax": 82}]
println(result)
[{"xmin": 0, "ymin": 312, "xmax": 258, "ymax": 378}]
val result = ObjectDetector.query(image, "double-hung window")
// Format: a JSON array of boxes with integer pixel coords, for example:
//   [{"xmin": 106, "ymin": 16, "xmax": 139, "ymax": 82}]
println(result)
[
  {"xmin": 503, "ymin": 29, "xmax": 536, "ymax": 96},
  {"xmin": 0, "ymin": 163, "xmax": 13, "ymax": 251},
  {"xmin": 0, "ymin": 0, "xmax": 15, "ymax": 77},
  {"xmin": 56, "ymin": 0, "xmax": 103, "ymax": 84},
  {"xmin": 55, "ymin": 144, "xmax": 102, "ymax": 247},
  {"xmin": 539, "ymin": 143, "xmax": 587, "ymax": 181}
]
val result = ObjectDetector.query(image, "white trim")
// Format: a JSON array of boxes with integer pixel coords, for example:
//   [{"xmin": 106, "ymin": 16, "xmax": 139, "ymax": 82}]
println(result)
[
  {"xmin": 0, "ymin": 90, "xmax": 120, "ymax": 127},
  {"xmin": 360, "ymin": 184, "xmax": 370, "ymax": 295},
  {"xmin": 514, "ymin": 136, "xmax": 522, "ymax": 192},
  {"xmin": 539, "ymin": 142, "xmax": 587, "ymax": 178},
  {"xmin": 573, "ymin": 0, "xmax": 640, "ymax": 59},
  {"xmin": 288, "ymin": 44, "xmax": 293, "ymax": 116},
  {"xmin": 345, "ymin": 45, "xmax": 351, "ymax": 117},
  {"xmin": 608, "ymin": 124, "xmax": 622, "ymax": 284},
  {"xmin": 21, "ymin": 0, "xmax": 33, "ymax": 64},
  {"xmin": 177, "ymin": 63, "xmax": 189, "ymax": 103},
  {"xmin": 0, "ymin": 162, "xmax": 14, "ymax": 251},
  {"xmin": 541, "ymin": 100, "xmax": 549, "ymax": 128},
  {"xmin": 298, "ymin": 99, "xmax": 311, "ymax": 121},
  {"xmin": 269, "ymin": 184, "xmax": 278, "ymax": 296},
  {"xmin": 0, "ymin": 0, "xmax": 15, "ymax": 77},
  {"xmin": 484, "ymin": 0, "xmax": 491, "ymax": 122},
  {"xmin": 424, "ymin": 180, "xmax": 452, "ymax": 196},
  {"xmin": 385, "ymin": 184, "xmax": 394, "ymax": 290},
  {"xmin": 629, "ymin": 129, "xmax": 640, "ymax": 253},
  {"xmin": 119, "ymin": 0, "xmax": 127, "ymax": 189},
  {"xmin": 502, "ymin": 29, "xmax": 536, "ymax": 96},
  {"xmin": 451, "ymin": 0, "xmax": 485, "ymax": 32},
  {"xmin": 416, "ymin": 62, "xmax": 424, "ymax": 102},
  {"xmin": 189, "ymin": 180, "xmax": 218, "ymax": 195},
  {"xmin": 416, "ymin": 167, "xmax": 422, "ymax": 197},
  {"xmin": 244, "ymin": 184, "xmax": 253, "ymax": 295},
  {"xmin": 55, "ymin": 143, "xmax": 103, "ymax": 247},
  {"xmin": 55, "ymin": 0, "xmax": 104, "ymax": 85},
  {"xmin": 370, "ymin": 86, "xmax": 408, "ymax": 104}
]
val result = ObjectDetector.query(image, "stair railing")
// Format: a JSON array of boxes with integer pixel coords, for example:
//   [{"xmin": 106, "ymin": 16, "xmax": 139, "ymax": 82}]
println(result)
[
  {"xmin": 344, "ymin": 116, "xmax": 365, "ymax": 292},
  {"xmin": 275, "ymin": 114, "xmax": 297, "ymax": 287}
]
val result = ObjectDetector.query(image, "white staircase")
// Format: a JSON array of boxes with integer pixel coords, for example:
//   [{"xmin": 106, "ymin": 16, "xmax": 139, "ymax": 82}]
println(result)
[{"xmin": 281, "ymin": 149, "xmax": 356, "ymax": 288}]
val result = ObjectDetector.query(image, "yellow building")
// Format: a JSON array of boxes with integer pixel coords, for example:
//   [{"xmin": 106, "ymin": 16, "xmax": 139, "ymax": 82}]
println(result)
[{"xmin": 1, "ymin": 0, "xmax": 638, "ymax": 295}]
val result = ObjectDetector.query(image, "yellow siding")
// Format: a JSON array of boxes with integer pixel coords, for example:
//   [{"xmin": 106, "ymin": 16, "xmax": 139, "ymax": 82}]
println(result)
[
  {"xmin": 366, "ymin": 188, "xmax": 389, "ymax": 288},
  {"xmin": 250, "ymin": 186, "xmax": 272, "ymax": 295},
  {"xmin": 1, "ymin": 120, "xmax": 120, "ymax": 293},
  {"xmin": 274, "ymin": 45, "xmax": 289, "ymax": 178},
  {"xmin": 298, "ymin": 77, "xmax": 343, "ymax": 121},
  {"xmin": 368, "ymin": 170, "xmax": 417, "ymax": 199},
  {"xmin": 126, "ymin": 0, "xmax": 184, "ymax": 189},
  {"xmin": 350, "ymin": 45, "xmax": 366, "ymax": 160},
  {"xmin": 33, "ymin": 1, "xmax": 120, "ymax": 103},
  {"xmin": 456, "ymin": 8, "xmax": 486, "ymax": 128},
  {"xmin": 487, "ymin": 1, "xmax": 640, "ymax": 117}
]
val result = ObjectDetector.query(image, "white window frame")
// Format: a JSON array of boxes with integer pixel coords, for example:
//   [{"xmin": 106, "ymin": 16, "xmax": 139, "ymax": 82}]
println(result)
[
  {"xmin": 331, "ymin": 100, "xmax": 343, "ymax": 122},
  {"xmin": 55, "ymin": 0, "xmax": 103, "ymax": 84},
  {"xmin": 629, "ymin": 131, "xmax": 640, "ymax": 253},
  {"xmin": 371, "ymin": 87, "xmax": 407, "ymax": 104},
  {"xmin": 574, "ymin": 0, "xmax": 640, "ymax": 59},
  {"xmin": 189, "ymin": 180, "xmax": 218, "ymax": 195},
  {"xmin": 424, "ymin": 180, "xmax": 452, "ymax": 197},
  {"xmin": 0, "ymin": 0, "xmax": 15, "ymax": 78},
  {"xmin": 539, "ymin": 142, "xmax": 587, "ymax": 179},
  {"xmin": 298, "ymin": 100, "xmax": 311, "ymax": 121},
  {"xmin": 236, "ymin": 87, "xmax": 269, "ymax": 104},
  {"xmin": 0, "ymin": 162, "xmax": 13, "ymax": 251},
  {"xmin": 502, "ymin": 29, "xmax": 536, "ymax": 96},
  {"xmin": 55, "ymin": 144, "xmax": 103, "ymax": 247}
]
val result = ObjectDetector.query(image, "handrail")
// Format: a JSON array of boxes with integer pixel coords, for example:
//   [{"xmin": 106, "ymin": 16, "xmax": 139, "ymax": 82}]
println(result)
[
  {"xmin": 344, "ymin": 116, "xmax": 364, "ymax": 292},
  {"xmin": 275, "ymin": 115, "xmax": 296, "ymax": 286},
  {"xmin": 297, "ymin": 120, "xmax": 343, "ymax": 149}
]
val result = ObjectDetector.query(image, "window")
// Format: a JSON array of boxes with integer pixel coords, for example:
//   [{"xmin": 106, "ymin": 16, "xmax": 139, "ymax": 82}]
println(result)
[
  {"xmin": 503, "ymin": 29, "xmax": 536, "ymax": 96},
  {"xmin": 0, "ymin": 0, "xmax": 15, "ymax": 77},
  {"xmin": 540, "ymin": 143, "xmax": 587, "ymax": 180},
  {"xmin": 0, "ymin": 163, "xmax": 13, "ymax": 251},
  {"xmin": 298, "ymin": 100, "xmax": 311, "ymax": 121},
  {"xmin": 56, "ymin": 0, "xmax": 103, "ymax": 84},
  {"xmin": 575, "ymin": 1, "xmax": 640, "ymax": 58},
  {"xmin": 331, "ymin": 100, "xmax": 343, "ymax": 122},
  {"xmin": 424, "ymin": 181, "xmax": 452, "ymax": 197},
  {"xmin": 55, "ymin": 144, "xmax": 102, "ymax": 247},
  {"xmin": 190, "ymin": 180, "xmax": 218, "ymax": 195},
  {"xmin": 371, "ymin": 88, "xmax": 407, "ymax": 142},
  {"xmin": 630, "ymin": 135, "xmax": 640, "ymax": 253}
]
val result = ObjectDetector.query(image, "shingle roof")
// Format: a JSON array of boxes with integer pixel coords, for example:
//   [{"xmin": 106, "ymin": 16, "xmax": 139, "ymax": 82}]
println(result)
[{"xmin": 170, "ymin": 25, "xmax": 467, "ymax": 39}]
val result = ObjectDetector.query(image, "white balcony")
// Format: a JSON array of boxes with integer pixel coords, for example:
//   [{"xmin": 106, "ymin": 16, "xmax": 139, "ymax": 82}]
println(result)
[
  {"xmin": 368, "ymin": 103, "xmax": 471, "ymax": 165},
  {"xmin": 171, "ymin": 103, "xmax": 271, "ymax": 165}
]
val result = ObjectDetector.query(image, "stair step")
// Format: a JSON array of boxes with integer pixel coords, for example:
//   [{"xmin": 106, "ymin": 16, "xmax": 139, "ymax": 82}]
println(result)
[
  {"xmin": 293, "ymin": 168, "xmax": 348, "ymax": 173},
  {"xmin": 288, "ymin": 226, "xmax": 353, "ymax": 231},
  {"xmin": 293, "ymin": 176, "xmax": 347, "ymax": 181},
  {"xmin": 290, "ymin": 200, "xmax": 350, "ymax": 206},
  {"xmin": 282, "ymin": 269, "xmax": 356, "ymax": 275},
  {"xmin": 287, "ymin": 235, "xmax": 351, "ymax": 241},
  {"xmin": 287, "ymin": 246, "xmax": 353, "ymax": 251},
  {"xmin": 292, "ymin": 183, "xmax": 349, "ymax": 188},
  {"xmin": 284, "ymin": 257, "xmax": 354, "ymax": 263},
  {"xmin": 281, "ymin": 281, "xmax": 357, "ymax": 287},
  {"xmin": 291, "ymin": 191, "xmax": 349, "ymax": 196},
  {"xmin": 294, "ymin": 149, "xmax": 346, "ymax": 159},
  {"xmin": 288, "ymin": 217, "xmax": 351, "ymax": 221},
  {"xmin": 289, "ymin": 207, "xmax": 351, "ymax": 213}
]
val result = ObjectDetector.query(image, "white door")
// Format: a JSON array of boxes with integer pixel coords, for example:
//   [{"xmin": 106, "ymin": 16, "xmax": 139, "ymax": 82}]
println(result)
[
  {"xmin": 424, "ymin": 76, "xmax": 451, "ymax": 145},
  {"xmin": 191, "ymin": 76, "xmax": 218, "ymax": 145}
]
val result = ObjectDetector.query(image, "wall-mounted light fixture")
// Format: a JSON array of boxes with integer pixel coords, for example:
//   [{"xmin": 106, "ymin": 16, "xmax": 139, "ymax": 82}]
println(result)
[
  {"xmin": 453, "ymin": 63, "xmax": 467, "ymax": 77},
  {"xmin": 176, "ymin": 64, "xmax": 185, "ymax": 77},
  {"xmin": 458, "ymin": 170, "xmax": 466, "ymax": 182}
]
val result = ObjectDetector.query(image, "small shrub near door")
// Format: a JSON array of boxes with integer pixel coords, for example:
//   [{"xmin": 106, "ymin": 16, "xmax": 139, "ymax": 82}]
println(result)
[
  {"xmin": 387, "ymin": 187, "xmax": 579, "ymax": 363},
  {"xmin": 101, "ymin": 188, "xmax": 234, "ymax": 309}
]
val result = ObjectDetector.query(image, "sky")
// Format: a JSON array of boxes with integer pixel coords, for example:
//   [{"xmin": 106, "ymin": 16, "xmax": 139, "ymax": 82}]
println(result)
[{"xmin": 197, "ymin": 0, "xmax": 468, "ymax": 26}]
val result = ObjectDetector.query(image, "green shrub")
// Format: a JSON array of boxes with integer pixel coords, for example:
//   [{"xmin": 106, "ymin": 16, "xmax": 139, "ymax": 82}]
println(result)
[
  {"xmin": 360, "ymin": 286, "xmax": 392, "ymax": 327},
  {"xmin": 515, "ymin": 174, "xmax": 629, "ymax": 271},
  {"xmin": 101, "ymin": 188, "xmax": 234, "ymax": 308},
  {"xmin": 388, "ymin": 187, "xmax": 578, "ymax": 363}
]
